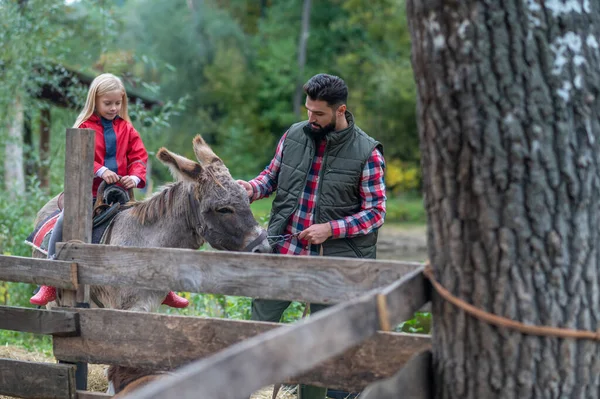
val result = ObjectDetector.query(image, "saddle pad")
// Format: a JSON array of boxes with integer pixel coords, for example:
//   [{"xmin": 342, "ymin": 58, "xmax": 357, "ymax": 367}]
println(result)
[
  {"xmin": 25, "ymin": 210, "xmax": 61, "ymax": 255},
  {"xmin": 25, "ymin": 210, "xmax": 116, "ymax": 255}
]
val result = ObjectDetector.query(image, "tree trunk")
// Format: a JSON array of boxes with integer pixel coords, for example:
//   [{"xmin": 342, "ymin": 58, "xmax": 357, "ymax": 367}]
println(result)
[
  {"xmin": 407, "ymin": 1, "xmax": 600, "ymax": 398},
  {"xmin": 4, "ymin": 95, "xmax": 25, "ymax": 198},
  {"xmin": 293, "ymin": 0, "xmax": 312, "ymax": 118},
  {"xmin": 39, "ymin": 106, "xmax": 51, "ymax": 191},
  {"xmin": 23, "ymin": 109, "xmax": 34, "ymax": 181}
]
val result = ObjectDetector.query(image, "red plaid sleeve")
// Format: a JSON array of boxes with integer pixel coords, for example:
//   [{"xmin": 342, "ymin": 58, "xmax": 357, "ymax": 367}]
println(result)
[
  {"xmin": 329, "ymin": 148, "xmax": 386, "ymax": 238},
  {"xmin": 248, "ymin": 132, "xmax": 287, "ymax": 202}
]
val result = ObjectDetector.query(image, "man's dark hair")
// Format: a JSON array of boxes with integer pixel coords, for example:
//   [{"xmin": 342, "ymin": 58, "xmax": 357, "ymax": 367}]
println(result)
[{"xmin": 303, "ymin": 74, "xmax": 348, "ymax": 107}]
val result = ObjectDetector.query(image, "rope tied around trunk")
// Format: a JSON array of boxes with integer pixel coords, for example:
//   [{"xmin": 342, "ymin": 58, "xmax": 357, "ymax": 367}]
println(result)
[{"xmin": 423, "ymin": 261, "xmax": 600, "ymax": 341}]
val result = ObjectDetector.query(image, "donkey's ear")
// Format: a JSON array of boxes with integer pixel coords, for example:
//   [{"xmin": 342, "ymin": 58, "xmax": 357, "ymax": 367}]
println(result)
[
  {"xmin": 156, "ymin": 148, "xmax": 203, "ymax": 182},
  {"xmin": 193, "ymin": 135, "xmax": 223, "ymax": 166}
]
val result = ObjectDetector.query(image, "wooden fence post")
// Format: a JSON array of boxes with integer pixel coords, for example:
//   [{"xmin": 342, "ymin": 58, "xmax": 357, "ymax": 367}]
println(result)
[{"xmin": 58, "ymin": 128, "xmax": 95, "ymax": 390}]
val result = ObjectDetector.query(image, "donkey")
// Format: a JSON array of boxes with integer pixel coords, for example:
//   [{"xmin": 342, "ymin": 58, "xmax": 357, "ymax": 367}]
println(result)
[
  {"xmin": 107, "ymin": 365, "xmax": 170, "ymax": 398},
  {"xmin": 32, "ymin": 135, "xmax": 270, "ymax": 312}
]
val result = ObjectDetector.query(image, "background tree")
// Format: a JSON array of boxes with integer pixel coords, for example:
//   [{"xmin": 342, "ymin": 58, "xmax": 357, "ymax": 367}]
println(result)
[
  {"xmin": 293, "ymin": 0, "xmax": 311, "ymax": 118},
  {"xmin": 407, "ymin": 0, "xmax": 600, "ymax": 397}
]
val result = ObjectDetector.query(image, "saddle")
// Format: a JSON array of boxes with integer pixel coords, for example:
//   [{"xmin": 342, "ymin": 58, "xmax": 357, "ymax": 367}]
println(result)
[{"xmin": 92, "ymin": 182, "xmax": 134, "ymax": 227}]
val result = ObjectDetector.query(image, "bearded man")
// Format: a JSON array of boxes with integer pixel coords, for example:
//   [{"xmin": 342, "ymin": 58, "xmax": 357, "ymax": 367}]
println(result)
[{"xmin": 237, "ymin": 73, "xmax": 386, "ymax": 399}]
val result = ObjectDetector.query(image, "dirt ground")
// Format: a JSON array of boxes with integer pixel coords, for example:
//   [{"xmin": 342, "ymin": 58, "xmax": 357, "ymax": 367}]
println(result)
[{"xmin": 377, "ymin": 224, "xmax": 427, "ymax": 262}]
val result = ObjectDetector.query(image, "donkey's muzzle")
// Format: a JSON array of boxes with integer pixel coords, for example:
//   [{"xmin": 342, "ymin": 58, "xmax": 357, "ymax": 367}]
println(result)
[{"xmin": 245, "ymin": 230, "xmax": 270, "ymax": 253}]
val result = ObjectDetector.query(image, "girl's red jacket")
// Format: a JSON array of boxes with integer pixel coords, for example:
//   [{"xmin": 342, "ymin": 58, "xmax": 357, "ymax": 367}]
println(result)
[{"xmin": 80, "ymin": 114, "xmax": 148, "ymax": 197}]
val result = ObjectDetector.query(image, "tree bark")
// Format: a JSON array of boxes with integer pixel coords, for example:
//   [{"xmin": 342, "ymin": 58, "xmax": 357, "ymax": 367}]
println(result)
[
  {"xmin": 39, "ymin": 106, "xmax": 51, "ymax": 191},
  {"xmin": 294, "ymin": 0, "xmax": 312, "ymax": 118},
  {"xmin": 4, "ymin": 95, "xmax": 25, "ymax": 198},
  {"xmin": 407, "ymin": 0, "xmax": 600, "ymax": 397},
  {"xmin": 23, "ymin": 109, "xmax": 34, "ymax": 180}
]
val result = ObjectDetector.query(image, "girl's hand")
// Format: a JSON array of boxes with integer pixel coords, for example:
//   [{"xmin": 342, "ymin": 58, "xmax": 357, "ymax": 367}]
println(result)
[
  {"xmin": 120, "ymin": 175, "xmax": 137, "ymax": 190},
  {"xmin": 101, "ymin": 170, "xmax": 120, "ymax": 184}
]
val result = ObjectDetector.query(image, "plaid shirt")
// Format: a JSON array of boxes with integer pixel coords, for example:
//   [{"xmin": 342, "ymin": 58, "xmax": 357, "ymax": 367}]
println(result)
[{"xmin": 249, "ymin": 131, "xmax": 386, "ymax": 256}]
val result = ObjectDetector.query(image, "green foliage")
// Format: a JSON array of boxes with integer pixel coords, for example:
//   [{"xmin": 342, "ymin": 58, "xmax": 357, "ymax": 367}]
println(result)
[
  {"xmin": 0, "ymin": 1, "xmax": 56, "ymax": 123},
  {"xmin": 0, "ymin": 177, "xmax": 56, "ymax": 320},
  {"xmin": 396, "ymin": 312, "xmax": 432, "ymax": 334},
  {"xmin": 0, "ymin": 330, "xmax": 53, "ymax": 356},
  {"xmin": 0, "ymin": 178, "xmax": 51, "ymax": 257},
  {"xmin": 115, "ymin": 0, "xmax": 419, "ymax": 178},
  {"xmin": 162, "ymin": 293, "xmax": 304, "ymax": 324},
  {"xmin": 385, "ymin": 194, "xmax": 426, "ymax": 224}
]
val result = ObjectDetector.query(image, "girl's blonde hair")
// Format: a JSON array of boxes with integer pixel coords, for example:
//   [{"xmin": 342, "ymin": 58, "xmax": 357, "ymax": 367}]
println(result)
[{"xmin": 73, "ymin": 73, "xmax": 131, "ymax": 128}]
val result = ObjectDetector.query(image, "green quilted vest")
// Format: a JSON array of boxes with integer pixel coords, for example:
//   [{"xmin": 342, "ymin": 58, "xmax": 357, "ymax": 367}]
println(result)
[{"xmin": 268, "ymin": 112, "xmax": 383, "ymax": 258}]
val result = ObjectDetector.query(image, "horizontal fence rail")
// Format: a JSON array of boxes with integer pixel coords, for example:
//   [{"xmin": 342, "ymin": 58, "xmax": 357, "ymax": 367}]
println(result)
[
  {"xmin": 0, "ymin": 254, "xmax": 77, "ymax": 289},
  {"xmin": 0, "ymin": 306, "xmax": 79, "ymax": 336},
  {"xmin": 0, "ymin": 358, "xmax": 76, "ymax": 399},
  {"xmin": 52, "ymin": 307, "xmax": 430, "ymax": 391},
  {"xmin": 119, "ymin": 266, "xmax": 430, "ymax": 399},
  {"xmin": 48, "ymin": 242, "xmax": 421, "ymax": 304}
]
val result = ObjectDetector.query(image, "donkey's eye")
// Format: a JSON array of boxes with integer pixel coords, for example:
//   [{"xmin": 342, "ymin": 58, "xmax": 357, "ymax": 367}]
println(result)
[{"xmin": 216, "ymin": 207, "xmax": 234, "ymax": 214}]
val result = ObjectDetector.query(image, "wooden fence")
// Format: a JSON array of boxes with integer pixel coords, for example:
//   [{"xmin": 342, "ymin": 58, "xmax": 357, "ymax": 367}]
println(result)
[{"xmin": 0, "ymin": 129, "xmax": 432, "ymax": 399}]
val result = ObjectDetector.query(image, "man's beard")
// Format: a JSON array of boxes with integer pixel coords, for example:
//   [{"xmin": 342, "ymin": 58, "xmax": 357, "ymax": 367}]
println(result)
[{"xmin": 304, "ymin": 118, "xmax": 336, "ymax": 140}]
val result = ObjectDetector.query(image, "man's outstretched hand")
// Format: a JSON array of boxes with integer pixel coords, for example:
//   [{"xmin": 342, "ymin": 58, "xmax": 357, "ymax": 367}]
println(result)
[{"xmin": 236, "ymin": 180, "xmax": 253, "ymax": 198}]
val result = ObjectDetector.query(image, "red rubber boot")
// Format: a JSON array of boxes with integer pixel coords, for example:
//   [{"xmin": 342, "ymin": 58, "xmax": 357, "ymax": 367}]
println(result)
[
  {"xmin": 161, "ymin": 291, "xmax": 189, "ymax": 308},
  {"xmin": 30, "ymin": 286, "xmax": 57, "ymax": 306}
]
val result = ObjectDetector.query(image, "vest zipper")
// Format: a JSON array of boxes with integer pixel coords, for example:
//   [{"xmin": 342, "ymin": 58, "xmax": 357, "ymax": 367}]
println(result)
[
  {"xmin": 282, "ymin": 140, "xmax": 315, "ymax": 229},
  {"xmin": 314, "ymin": 138, "xmax": 329, "ymax": 226}
]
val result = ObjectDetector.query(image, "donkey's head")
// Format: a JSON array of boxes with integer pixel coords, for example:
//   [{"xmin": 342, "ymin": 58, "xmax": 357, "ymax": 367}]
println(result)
[{"xmin": 156, "ymin": 135, "xmax": 270, "ymax": 253}]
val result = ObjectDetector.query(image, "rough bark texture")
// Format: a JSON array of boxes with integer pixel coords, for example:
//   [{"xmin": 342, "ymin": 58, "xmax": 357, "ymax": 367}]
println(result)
[
  {"xmin": 406, "ymin": 0, "xmax": 600, "ymax": 397},
  {"xmin": 4, "ymin": 95, "xmax": 25, "ymax": 197}
]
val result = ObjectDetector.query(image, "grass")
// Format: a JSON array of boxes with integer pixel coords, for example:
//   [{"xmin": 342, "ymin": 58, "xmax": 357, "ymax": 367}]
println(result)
[
  {"xmin": 0, "ymin": 330, "xmax": 53, "ymax": 356},
  {"xmin": 385, "ymin": 194, "xmax": 426, "ymax": 225}
]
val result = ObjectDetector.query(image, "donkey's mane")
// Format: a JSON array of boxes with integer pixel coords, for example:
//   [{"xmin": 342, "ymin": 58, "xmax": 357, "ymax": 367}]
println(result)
[
  {"xmin": 128, "ymin": 164, "xmax": 230, "ymax": 226},
  {"xmin": 129, "ymin": 182, "xmax": 190, "ymax": 225}
]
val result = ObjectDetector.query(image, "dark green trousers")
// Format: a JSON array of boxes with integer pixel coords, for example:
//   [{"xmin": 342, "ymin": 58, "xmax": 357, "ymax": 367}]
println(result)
[{"xmin": 251, "ymin": 299, "xmax": 331, "ymax": 399}]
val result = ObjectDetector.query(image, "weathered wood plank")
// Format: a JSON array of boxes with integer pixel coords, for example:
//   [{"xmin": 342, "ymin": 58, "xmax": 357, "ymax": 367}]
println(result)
[
  {"xmin": 77, "ymin": 391, "xmax": 113, "ymax": 399},
  {"xmin": 286, "ymin": 332, "xmax": 430, "ymax": 391},
  {"xmin": 62, "ymin": 128, "xmax": 95, "ymax": 246},
  {"xmin": 0, "ymin": 358, "xmax": 76, "ymax": 399},
  {"xmin": 61, "ymin": 127, "xmax": 94, "ymax": 306},
  {"xmin": 0, "ymin": 255, "xmax": 76, "ymax": 288},
  {"xmin": 105, "ymin": 296, "xmax": 383, "ymax": 399},
  {"xmin": 59, "ymin": 128, "xmax": 95, "ymax": 391},
  {"xmin": 0, "ymin": 306, "xmax": 78, "ymax": 336},
  {"xmin": 359, "ymin": 350, "xmax": 433, "ymax": 399},
  {"xmin": 56, "ymin": 242, "xmax": 422, "ymax": 304},
  {"xmin": 54, "ymin": 308, "xmax": 430, "ymax": 392},
  {"xmin": 380, "ymin": 265, "xmax": 430, "ymax": 327}
]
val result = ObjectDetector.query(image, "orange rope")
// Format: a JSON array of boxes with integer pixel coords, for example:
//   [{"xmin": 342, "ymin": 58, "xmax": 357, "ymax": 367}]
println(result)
[{"xmin": 423, "ymin": 262, "xmax": 600, "ymax": 341}]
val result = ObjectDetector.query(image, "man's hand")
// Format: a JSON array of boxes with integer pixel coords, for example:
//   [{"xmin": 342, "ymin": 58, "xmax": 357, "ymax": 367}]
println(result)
[
  {"xmin": 298, "ymin": 223, "xmax": 332, "ymax": 245},
  {"xmin": 101, "ymin": 170, "xmax": 120, "ymax": 184},
  {"xmin": 236, "ymin": 180, "xmax": 253, "ymax": 198},
  {"xmin": 119, "ymin": 175, "xmax": 137, "ymax": 190}
]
